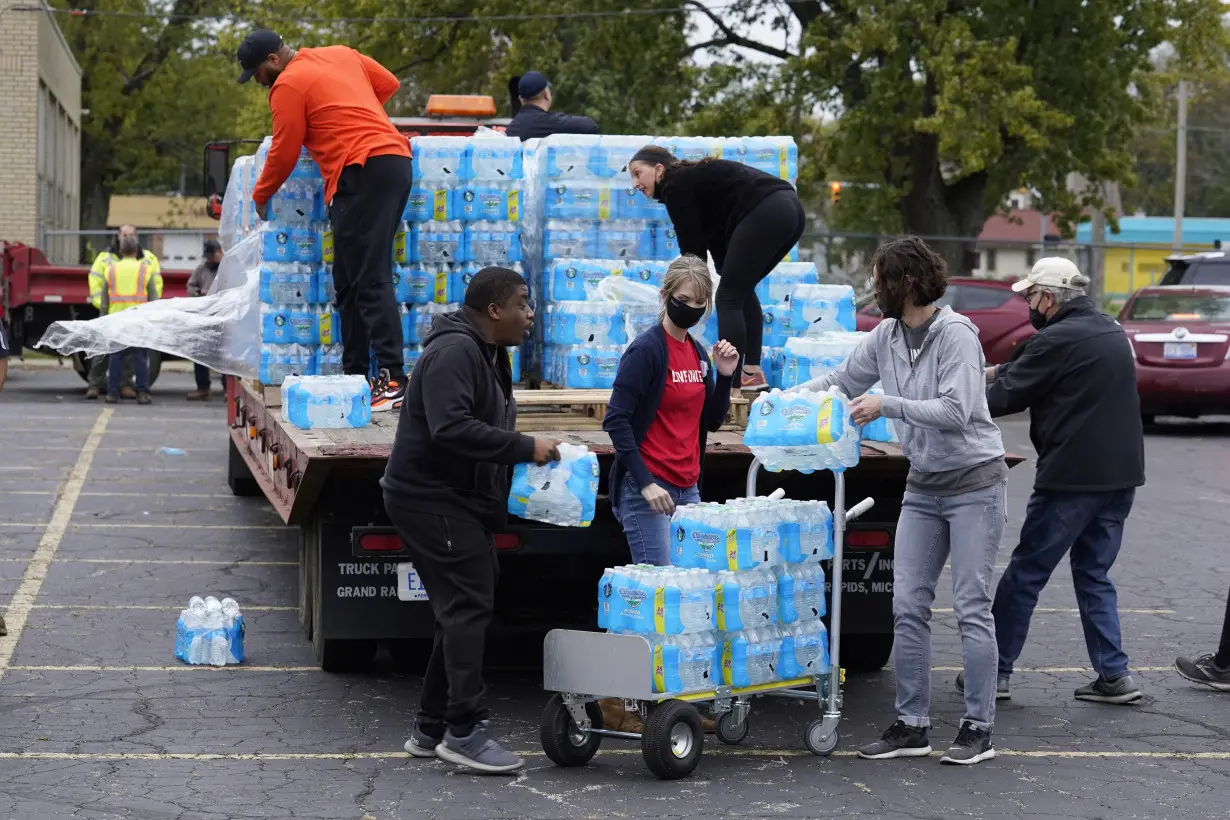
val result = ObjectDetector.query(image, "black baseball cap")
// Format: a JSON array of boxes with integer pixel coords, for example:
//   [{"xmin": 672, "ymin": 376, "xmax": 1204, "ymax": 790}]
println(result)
[
  {"xmin": 517, "ymin": 71, "xmax": 550, "ymax": 99},
  {"xmin": 237, "ymin": 29, "xmax": 283, "ymax": 83},
  {"xmin": 203, "ymin": 239, "xmax": 222, "ymax": 255}
]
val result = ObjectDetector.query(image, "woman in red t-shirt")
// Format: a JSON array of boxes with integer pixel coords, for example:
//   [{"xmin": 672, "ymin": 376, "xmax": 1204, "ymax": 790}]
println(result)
[{"xmin": 603, "ymin": 255, "xmax": 740, "ymax": 566}]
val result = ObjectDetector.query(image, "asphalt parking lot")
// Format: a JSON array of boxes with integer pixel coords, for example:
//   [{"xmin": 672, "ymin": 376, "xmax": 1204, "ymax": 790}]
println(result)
[{"xmin": 1, "ymin": 363, "xmax": 1228, "ymax": 820}]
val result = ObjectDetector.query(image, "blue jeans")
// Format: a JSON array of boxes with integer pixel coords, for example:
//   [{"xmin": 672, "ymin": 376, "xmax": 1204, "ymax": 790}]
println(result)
[
  {"xmin": 615, "ymin": 474, "xmax": 700, "ymax": 566},
  {"xmin": 893, "ymin": 481, "xmax": 1007, "ymax": 732},
  {"xmin": 993, "ymin": 489, "xmax": 1135, "ymax": 680},
  {"xmin": 108, "ymin": 348, "xmax": 148, "ymax": 396}
]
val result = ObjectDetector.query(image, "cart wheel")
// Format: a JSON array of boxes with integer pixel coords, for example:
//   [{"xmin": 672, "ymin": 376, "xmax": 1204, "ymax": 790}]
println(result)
[
  {"xmin": 715, "ymin": 711, "xmax": 749, "ymax": 746},
  {"xmin": 804, "ymin": 719, "xmax": 839, "ymax": 756},
  {"xmin": 541, "ymin": 695, "xmax": 604, "ymax": 768},
  {"xmin": 641, "ymin": 699, "xmax": 704, "ymax": 780}
]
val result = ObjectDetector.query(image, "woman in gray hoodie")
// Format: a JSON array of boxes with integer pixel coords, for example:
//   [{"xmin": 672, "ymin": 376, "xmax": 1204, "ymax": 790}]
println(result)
[{"xmin": 801, "ymin": 237, "xmax": 1007, "ymax": 766}]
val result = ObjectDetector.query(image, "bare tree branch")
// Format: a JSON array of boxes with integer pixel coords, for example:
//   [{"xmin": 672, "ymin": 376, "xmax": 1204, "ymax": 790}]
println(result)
[
  {"xmin": 683, "ymin": 0, "xmax": 797, "ymax": 61},
  {"xmin": 391, "ymin": 21, "xmax": 463, "ymax": 76}
]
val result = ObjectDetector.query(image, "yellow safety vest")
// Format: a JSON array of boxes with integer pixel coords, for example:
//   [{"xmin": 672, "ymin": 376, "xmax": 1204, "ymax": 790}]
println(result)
[{"xmin": 105, "ymin": 258, "xmax": 153, "ymax": 314}]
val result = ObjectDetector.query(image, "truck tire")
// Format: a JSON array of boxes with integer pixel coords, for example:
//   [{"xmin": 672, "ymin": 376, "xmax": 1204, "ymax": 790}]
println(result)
[
  {"xmin": 310, "ymin": 537, "xmax": 377, "ymax": 672},
  {"xmin": 227, "ymin": 438, "xmax": 261, "ymax": 497},
  {"xmin": 73, "ymin": 351, "xmax": 163, "ymax": 386},
  {"xmin": 841, "ymin": 634, "xmax": 895, "ymax": 673}
]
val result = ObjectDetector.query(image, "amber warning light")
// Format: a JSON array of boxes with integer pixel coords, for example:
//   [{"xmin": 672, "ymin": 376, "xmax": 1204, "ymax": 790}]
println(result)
[{"xmin": 426, "ymin": 95, "xmax": 497, "ymax": 118}]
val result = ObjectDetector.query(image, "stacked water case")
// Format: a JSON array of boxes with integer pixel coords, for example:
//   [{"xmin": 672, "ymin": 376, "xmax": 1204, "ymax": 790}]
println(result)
[
  {"xmin": 229, "ymin": 140, "xmax": 343, "ymax": 387},
  {"xmin": 597, "ymin": 494, "xmax": 835, "ymax": 695},
  {"xmin": 400, "ymin": 136, "xmax": 524, "ymax": 379},
  {"xmin": 521, "ymin": 135, "xmax": 803, "ymax": 386}
]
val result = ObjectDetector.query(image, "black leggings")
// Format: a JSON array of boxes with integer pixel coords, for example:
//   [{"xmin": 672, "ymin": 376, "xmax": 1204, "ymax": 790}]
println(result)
[
  {"xmin": 716, "ymin": 189, "xmax": 806, "ymax": 380},
  {"xmin": 1216, "ymin": 586, "xmax": 1230, "ymax": 668}
]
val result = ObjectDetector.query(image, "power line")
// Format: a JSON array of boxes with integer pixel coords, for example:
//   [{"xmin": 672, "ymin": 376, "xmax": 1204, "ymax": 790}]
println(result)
[{"xmin": 7, "ymin": 2, "xmax": 739, "ymax": 25}]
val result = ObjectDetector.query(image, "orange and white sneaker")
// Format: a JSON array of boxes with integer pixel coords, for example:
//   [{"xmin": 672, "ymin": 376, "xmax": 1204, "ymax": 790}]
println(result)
[
  {"xmin": 370, "ymin": 368, "xmax": 405, "ymax": 413},
  {"xmin": 740, "ymin": 370, "xmax": 769, "ymax": 391}
]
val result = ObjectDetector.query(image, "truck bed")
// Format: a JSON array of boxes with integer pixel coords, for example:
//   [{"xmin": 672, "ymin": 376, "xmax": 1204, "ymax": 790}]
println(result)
[{"xmin": 228, "ymin": 379, "xmax": 915, "ymax": 527}]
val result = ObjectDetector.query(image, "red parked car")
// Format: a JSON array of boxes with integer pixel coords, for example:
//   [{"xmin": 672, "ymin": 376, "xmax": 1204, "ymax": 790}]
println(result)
[
  {"xmin": 1118, "ymin": 285, "xmax": 1230, "ymax": 423},
  {"xmin": 856, "ymin": 277, "xmax": 1035, "ymax": 365}
]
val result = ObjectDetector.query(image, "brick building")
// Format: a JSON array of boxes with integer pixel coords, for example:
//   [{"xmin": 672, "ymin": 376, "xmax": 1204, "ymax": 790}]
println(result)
[{"xmin": 0, "ymin": 1, "xmax": 82, "ymax": 263}]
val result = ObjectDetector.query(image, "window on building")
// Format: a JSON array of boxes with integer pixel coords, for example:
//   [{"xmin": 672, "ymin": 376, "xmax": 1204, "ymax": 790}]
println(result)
[
  {"xmin": 984, "ymin": 248, "xmax": 997, "ymax": 272},
  {"xmin": 1025, "ymin": 248, "xmax": 1037, "ymax": 268}
]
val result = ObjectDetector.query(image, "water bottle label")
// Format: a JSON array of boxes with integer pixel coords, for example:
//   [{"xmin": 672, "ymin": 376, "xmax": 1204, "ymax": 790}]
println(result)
[
  {"xmin": 721, "ymin": 641, "xmax": 734, "ymax": 685},
  {"xmin": 779, "ymin": 147, "xmax": 788, "ymax": 179},
  {"xmin": 322, "ymin": 231, "xmax": 334, "ymax": 263},
  {"xmin": 434, "ymin": 271, "xmax": 449, "ymax": 303},
  {"xmin": 508, "ymin": 190, "xmax": 520, "ymax": 222},
  {"xmin": 319, "ymin": 313, "xmax": 335, "ymax": 346},
  {"xmin": 725, "ymin": 530, "xmax": 738, "ymax": 570},
  {"xmin": 393, "ymin": 231, "xmax": 407, "ymax": 263},
  {"xmin": 433, "ymin": 190, "xmax": 449, "ymax": 221},
  {"xmin": 715, "ymin": 582, "xmax": 727, "ymax": 630},
  {"xmin": 653, "ymin": 587, "xmax": 666, "ymax": 633},
  {"xmin": 598, "ymin": 188, "xmax": 611, "ymax": 221},
  {"xmin": 653, "ymin": 645, "xmax": 666, "ymax": 693}
]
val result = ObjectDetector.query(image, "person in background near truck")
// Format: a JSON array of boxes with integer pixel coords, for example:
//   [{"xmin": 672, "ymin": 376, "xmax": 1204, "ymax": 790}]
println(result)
[
  {"xmin": 99, "ymin": 228, "xmax": 164, "ymax": 406},
  {"xmin": 86, "ymin": 224, "xmax": 159, "ymax": 399},
  {"xmin": 981, "ymin": 258, "xmax": 1146, "ymax": 706},
  {"xmin": 504, "ymin": 71, "xmax": 599, "ymax": 141},
  {"xmin": 799, "ymin": 237, "xmax": 1007, "ymax": 766},
  {"xmin": 238, "ymin": 29, "xmax": 411, "ymax": 412},
  {"xmin": 382, "ymin": 267, "xmax": 560, "ymax": 775},
  {"xmin": 627, "ymin": 146, "xmax": 805, "ymax": 392},
  {"xmin": 1175, "ymin": 589, "xmax": 1230, "ymax": 692},
  {"xmin": 600, "ymin": 254, "xmax": 738, "ymax": 733},
  {"xmin": 186, "ymin": 240, "xmax": 226, "ymax": 401}
]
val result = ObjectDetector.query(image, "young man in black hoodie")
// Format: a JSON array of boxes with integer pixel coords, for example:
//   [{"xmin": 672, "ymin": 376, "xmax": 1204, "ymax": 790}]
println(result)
[{"xmin": 382, "ymin": 266, "xmax": 559, "ymax": 774}]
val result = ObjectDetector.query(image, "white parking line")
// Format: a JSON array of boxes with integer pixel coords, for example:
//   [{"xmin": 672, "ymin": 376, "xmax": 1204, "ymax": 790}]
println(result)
[
  {"xmin": 0, "ymin": 749, "xmax": 1225, "ymax": 762},
  {"xmin": 0, "ymin": 408, "xmax": 112, "ymax": 684}
]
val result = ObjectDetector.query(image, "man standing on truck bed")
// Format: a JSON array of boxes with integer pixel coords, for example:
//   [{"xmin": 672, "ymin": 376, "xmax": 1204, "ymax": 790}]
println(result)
[
  {"xmin": 975, "ymin": 258, "xmax": 1146, "ymax": 705},
  {"xmin": 382, "ymin": 267, "xmax": 559, "ymax": 775},
  {"xmin": 237, "ymin": 29, "xmax": 410, "ymax": 412},
  {"xmin": 504, "ymin": 71, "xmax": 599, "ymax": 141},
  {"xmin": 85, "ymin": 225, "xmax": 158, "ymax": 400}
]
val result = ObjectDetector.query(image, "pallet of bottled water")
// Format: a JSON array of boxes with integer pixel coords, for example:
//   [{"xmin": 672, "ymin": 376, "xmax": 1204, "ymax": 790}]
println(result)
[
  {"xmin": 176, "ymin": 596, "xmax": 245, "ymax": 666},
  {"xmin": 280, "ymin": 375, "xmax": 371, "ymax": 430},
  {"xmin": 508, "ymin": 443, "xmax": 599, "ymax": 527},
  {"xmin": 743, "ymin": 386, "xmax": 861, "ymax": 473}
]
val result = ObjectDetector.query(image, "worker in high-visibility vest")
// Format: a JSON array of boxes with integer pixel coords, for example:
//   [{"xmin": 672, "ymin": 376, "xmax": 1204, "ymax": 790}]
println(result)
[
  {"xmin": 96, "ymin": 229, "xmax": 163, "ymax": 405},
  {"xmin": 86, "ymin": 225, "xmax": 161, "ymax": 399}
]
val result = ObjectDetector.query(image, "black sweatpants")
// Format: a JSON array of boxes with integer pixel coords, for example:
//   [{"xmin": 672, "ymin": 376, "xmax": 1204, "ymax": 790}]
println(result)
[
  {"xmin": 385, "ymin": 495, "xmax": 498, "ymax": 737},
  {"xmin": 716, "ymin": 189, "xmax": 806, "ymax": 381},
  {"xmin": 328, "ymin": 154, "xmax": 411, "ymax": 377},
  {"xmin": 1216, "ymin": 586, "xmax": 1230, "ymax": 668}
]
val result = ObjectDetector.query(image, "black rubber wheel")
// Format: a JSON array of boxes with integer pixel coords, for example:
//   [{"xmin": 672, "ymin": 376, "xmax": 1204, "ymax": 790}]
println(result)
[
  {"xmin": 74, "ymin": 351, "xmax": 161, "ymax": 385},
  {"xmin": 804, "ymin": 719, "xmax": 839, "ymax": 756},
  {"xmin": 72, "ymin": 352, "xmax": 91, "ymax": 382},
  {"xmin": 310, "ymin": 542, "xmax": 376, "ymax": 672},
  {"xmin": 715, "ymin": 711, "xmax": 749, "ymax": 746},
  {"xmin": 298, "ymin": 519, "xmax": 314, "ymax": 640},
  {"xmin": 227, "ymin": 438, "xmax": 261, "ymax": 497},
  {"xmin": 640, "ymin": 699, "xmax": 703, "ymax": 780},
  {"xmin": 841, "ymin": 634, "xmax": 894, "ymax": 673},
  {"xmin": 146, "ymin": 350, "xmax": 163, "ymax": 386},
  {"xmin": 540, "ymin": 695, "xmax": 604, "ymax": 768}
]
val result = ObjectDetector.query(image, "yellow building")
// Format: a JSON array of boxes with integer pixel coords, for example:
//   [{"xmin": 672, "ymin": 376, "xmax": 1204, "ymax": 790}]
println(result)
[{"xmin": 1076, "ymin": 218, "xmax": 1230, "ymax": 299}]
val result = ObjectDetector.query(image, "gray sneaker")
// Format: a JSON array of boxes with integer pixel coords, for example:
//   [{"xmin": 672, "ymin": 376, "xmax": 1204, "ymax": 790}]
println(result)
[
  {"xmin": 435, "ymin": 722, "xmax": 524, "ymax": 774},
  {"xmin": 1075, "ymin": 674, "xmax": 1143, "ymax": 704},
  {"xmin": 955, "ymin": 670, "xmax": 1012, "ymax": 700},
  {"xmin": 940, "ymin": 721, "xmax": 997, "ymax": 765},
  {"xmin": 403, "ymin": 723, "xmax": 443, "ymax": 758}
]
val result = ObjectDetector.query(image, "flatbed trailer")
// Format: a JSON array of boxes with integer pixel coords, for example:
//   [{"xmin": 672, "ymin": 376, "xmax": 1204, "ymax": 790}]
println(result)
[{"xmin": 226, "ymin": 379, "xmax": 999, "ymax": 675}]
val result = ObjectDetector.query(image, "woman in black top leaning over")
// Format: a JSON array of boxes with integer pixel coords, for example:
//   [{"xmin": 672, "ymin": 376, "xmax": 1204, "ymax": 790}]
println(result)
[{"xmin": 628, "ymin": 145, "xmax": 806, "ymax": 391}]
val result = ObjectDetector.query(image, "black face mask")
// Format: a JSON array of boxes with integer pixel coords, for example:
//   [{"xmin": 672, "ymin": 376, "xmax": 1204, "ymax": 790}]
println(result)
[
  {"xmin": 1029, "ymin": 308, "xmax": 1049, "ymax": 330},
  {"xmin": 666, "ymin": 297, "xmax": 705, "ymax": 330}
]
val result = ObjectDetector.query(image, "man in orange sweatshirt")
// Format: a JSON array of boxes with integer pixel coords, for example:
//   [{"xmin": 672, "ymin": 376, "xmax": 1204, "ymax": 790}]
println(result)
[{"xmin": 239, "ymin": 29, "xmax": 410, "ymax": 412}]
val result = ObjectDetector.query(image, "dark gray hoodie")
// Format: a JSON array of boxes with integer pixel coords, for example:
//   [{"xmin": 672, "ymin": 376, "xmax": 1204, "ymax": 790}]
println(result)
[{"xmin": 802, "ymin": 306, "xmax": 1005, "ymax": 473}]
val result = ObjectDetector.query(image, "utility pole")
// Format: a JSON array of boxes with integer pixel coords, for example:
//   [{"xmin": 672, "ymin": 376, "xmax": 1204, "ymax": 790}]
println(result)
[{"xmin": 1173, "ymin": 79, "xmax": 1188, "ymax": 250}]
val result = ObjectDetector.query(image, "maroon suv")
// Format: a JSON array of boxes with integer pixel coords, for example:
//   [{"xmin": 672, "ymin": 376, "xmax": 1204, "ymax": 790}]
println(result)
[{"xmin": 856, "ymin": 278, "xmax": 1035, "ymax": 365}]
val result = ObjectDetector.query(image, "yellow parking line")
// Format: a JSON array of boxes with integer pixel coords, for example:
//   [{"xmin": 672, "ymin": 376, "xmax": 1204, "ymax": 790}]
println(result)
[
  {"xmin": 0, "ymin": 409, "xmax": 112, "ymax": 684},
  {"xmin": 0, "ymin": 749, "xmax": 1226, "ymax": 761},
  {"xmin": 6, "ymin": 491, "xmax": 239, "ymax": 499},
  {"xmin": 71, "ymin": 523, "xmax": 288, "ymax": 530}
]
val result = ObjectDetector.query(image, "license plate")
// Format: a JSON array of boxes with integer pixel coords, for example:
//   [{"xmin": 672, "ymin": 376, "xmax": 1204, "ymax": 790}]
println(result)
[
  {"xmin": 1164, "ymin": 342, "xmax": 1197, "ymax": 360},
  {"xmin": 396, "ymin": 563, "xmax": 429, "ymax": 602}
]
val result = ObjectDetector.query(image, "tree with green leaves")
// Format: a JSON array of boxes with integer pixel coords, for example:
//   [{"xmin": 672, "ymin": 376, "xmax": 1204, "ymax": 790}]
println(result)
[{"xmin": 688, "ymin": 0, "xmax": 1228, "ymax": 271}]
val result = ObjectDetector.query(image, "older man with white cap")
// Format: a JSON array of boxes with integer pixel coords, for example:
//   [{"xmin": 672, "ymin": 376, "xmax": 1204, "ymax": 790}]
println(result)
[{"xmin": 960, "ymin": 257, "xmax": 1146, "ymax": 706}]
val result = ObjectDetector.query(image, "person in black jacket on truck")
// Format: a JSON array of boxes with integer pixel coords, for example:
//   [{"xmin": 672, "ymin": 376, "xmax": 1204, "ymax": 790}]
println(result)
[
  {"xmin": 382, "ymin": 267, "xmax": 560, "ymax": 775},
  {"xmin": 504, "ymin": 71, "xmax": 599, "ymax": 141},
  {"xmin": 975, "ymin": 257, "xmax": 1147, "ymax": 706},
  {"xmin": 627, "ymin": 146, "xmax": 806, "ymax": 391}
]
